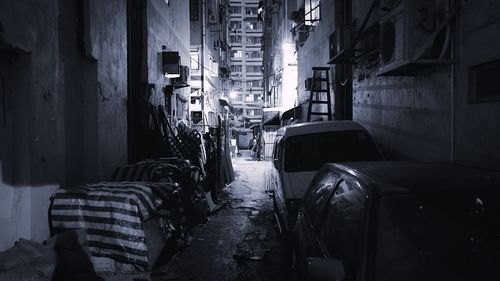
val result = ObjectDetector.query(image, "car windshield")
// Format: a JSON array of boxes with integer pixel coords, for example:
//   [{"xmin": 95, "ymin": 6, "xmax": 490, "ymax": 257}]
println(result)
[
  {"xmin": 376, "ymin": 188, "xmax": 500, "ymax": 281},
  {"xmin": 284, "ymin": 130, "xmax": 382, "ymax": 172}
]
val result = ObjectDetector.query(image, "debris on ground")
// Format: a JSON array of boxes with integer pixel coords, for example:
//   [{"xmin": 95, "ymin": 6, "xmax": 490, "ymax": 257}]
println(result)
[
  {"xmin": 0, "ymin": 238, "xmax": 56, "ymax": 281},
  {"xmin": 233, "ymin": 231, "xmax": 270, "ymax": 262}
]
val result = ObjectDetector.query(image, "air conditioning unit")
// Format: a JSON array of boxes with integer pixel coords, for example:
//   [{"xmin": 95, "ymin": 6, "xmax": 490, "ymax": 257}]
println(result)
[{"xmin": 378, "ymin": 0, "xmax": 451, "ymax": 75}]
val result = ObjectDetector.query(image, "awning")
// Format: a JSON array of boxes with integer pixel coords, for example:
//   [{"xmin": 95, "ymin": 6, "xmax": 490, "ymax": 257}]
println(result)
[
  {"xmin": 263, "ymin": 112, "xmax": 280, "ymax": 126},
  {"xmin": 281, "ymin": 105, "xmax": 301, "ymax": 121},
  {"xmin": 219, "ymin": 98, "xmax": 232, "ymax": 108}
]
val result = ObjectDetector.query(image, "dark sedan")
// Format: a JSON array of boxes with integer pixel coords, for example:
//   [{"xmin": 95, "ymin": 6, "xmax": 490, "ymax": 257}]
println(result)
[{"xmin": 293, "ymin": 161, "xmax": 500, "ymax": 281}]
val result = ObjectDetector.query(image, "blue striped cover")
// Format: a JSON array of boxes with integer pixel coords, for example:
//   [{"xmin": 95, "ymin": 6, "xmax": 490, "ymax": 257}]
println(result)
[{"xmin": 50, "ymin": 182, "xmax": 184, "ymax": 268}]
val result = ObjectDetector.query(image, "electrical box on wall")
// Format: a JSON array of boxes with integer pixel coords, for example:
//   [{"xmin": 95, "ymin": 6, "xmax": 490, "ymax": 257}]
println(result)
[
  {"xmin": 305, "ymin": 78, "xmax": 313, "ymax": 91},
  {"xmin": 378, "ymin": 0, "xmax": 453, "ymax": 76}
]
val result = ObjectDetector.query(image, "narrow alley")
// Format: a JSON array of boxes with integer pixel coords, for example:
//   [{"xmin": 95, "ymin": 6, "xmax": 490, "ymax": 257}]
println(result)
[
  {"xmin": 1, "ymin": 0, "xmax": 500, "ymax": 280},
  {"xmin": 150, "ymin": 151, "xmax": 289, "ymax": 281}
]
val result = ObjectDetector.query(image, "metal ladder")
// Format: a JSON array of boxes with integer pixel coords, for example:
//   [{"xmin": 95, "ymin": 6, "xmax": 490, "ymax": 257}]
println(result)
[{"xmin": 307, "ymin": 67, "xmax": 332, "ymax": 122}]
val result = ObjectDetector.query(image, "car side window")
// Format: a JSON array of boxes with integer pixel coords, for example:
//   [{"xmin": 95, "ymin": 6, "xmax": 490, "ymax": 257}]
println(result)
[
  {"xmin": 272, "ymin": 137, "xmax": 282, "ymax": 169},
  {"xmin": 317, "ymin": 180, "xmax": 366, "ymax": 280},
  {"xmin": 303, "ymin": 170, "xmax": 339, "ymax": 227}
]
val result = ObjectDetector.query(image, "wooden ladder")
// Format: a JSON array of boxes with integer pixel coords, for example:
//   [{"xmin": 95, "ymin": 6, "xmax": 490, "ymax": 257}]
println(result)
[{"xmin": 307, "ymin": 67, "xmax": 332, "ymax": 122}]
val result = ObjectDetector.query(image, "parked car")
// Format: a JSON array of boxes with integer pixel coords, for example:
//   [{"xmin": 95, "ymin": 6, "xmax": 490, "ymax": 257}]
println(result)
[
  {"xmin": 294, "ymin": 161, "xmax": 500, "ymax": 281},
  {"xmin": 269, "ymin": 121, "xmax": 384, "ymax": 233}
]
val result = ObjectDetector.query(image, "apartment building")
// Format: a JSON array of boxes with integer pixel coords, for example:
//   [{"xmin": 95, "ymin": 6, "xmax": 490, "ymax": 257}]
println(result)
[
  {"xmin": 228, "ymin": 0, "xmax": 265, "ymax": 129},
  {"xmin": 189, "ymin": 0, "xmax": 231, "ymax": 129}
]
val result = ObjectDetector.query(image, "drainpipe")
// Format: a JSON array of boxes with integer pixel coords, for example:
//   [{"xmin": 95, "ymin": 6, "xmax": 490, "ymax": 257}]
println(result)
[
  {"xmin": 201, "ymin": 0, "xmax": 206, "ymax": 123},
  {"xmin": 450, "ymin": 2, "xmax": 456, "ymax": 164}
]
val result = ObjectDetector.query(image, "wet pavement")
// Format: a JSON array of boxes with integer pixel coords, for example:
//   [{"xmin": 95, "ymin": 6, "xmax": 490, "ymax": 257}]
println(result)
[{"xmin": 150, "ymin": 150, "xmax": 292, "ymax": 281}]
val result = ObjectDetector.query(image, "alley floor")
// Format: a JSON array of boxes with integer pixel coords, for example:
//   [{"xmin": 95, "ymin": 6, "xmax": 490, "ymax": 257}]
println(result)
[{"xmin": 152, "ymin": 150, "xmax": 291, "ymax": 281}]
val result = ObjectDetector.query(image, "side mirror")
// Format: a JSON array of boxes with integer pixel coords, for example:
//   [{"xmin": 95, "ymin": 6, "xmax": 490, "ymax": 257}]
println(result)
[
  {"xmin": 273, "ymin": 158, "xmax": 280, "ymax": 170},
  {"xmin": 306, "ymin": 257, "xmax": 345, "ymax": 281}
]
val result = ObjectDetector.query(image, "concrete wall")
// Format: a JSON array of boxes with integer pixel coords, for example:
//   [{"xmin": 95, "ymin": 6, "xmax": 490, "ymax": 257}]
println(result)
[
  {"xmin": 0, "ymin": 0, "xmax": 192, "ymax": 249},
  {"xmin": 88, "ymin": 0, "xmax": 129, "ymax": 180},
  {"xmin": 453, "ymin": 0, "xmax": 500, "ymax": 169},
  {"xmin": 295, "ymin": 1, "xmax": 336, "ymax": 122},
  {"xmin": 147, "ymin": 0, "xmax": 191, "ymax": 116},
  {"xmin": 296, "ymin": 1, "xmax": 335, "ymax": 105},
  {"xmin": 350, "ymin": 0, "xmax": 500, "ymax": 168},
  {"xmin": 0, "ymin": 0, "xmax": 63, "ymax": 250},
  {"xmin": 352, "ymin": 69, "xmax": 452, "ymax": 161},
  {"xmin": 0, "ymin": 0, "xmax": 130, "ymax": 250},
  {"xmin": 292, "ymin": 0, "xmax": 500, "ymax": 170}
]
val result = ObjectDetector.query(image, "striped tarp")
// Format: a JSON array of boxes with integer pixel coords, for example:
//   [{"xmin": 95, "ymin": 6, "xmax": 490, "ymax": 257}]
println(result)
[{"xmin": 50, "ymin": 182, "xmax": 184, "ymax": 268}]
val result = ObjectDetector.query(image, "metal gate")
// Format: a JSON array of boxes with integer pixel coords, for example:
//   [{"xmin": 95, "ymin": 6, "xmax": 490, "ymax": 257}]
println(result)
[{"xmin": 263, "ymin": 131, "xmax": 277, "ymax": 159}]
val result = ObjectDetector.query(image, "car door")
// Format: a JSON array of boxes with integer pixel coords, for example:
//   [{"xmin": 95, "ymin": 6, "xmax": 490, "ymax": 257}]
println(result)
[
  {"xmin": 271, "ymin": 137, "xmax": 287, "ymax": 227},
  {"xmin": 315, "ymin": 179, "xmax": 368, "ymax": 281},
  {"xmin": 295, "ymin": 169, "xmax": 340, "ymax": 260}
]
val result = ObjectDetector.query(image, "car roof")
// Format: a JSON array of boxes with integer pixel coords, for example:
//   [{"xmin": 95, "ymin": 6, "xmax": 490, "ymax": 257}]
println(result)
[
  {"xmin": 327, "ymin": 161, "xmax": 500, "ymax": 194},
  {"xmin": 276, "ymin": 120, "xmax": 367, "ymax": 138}
]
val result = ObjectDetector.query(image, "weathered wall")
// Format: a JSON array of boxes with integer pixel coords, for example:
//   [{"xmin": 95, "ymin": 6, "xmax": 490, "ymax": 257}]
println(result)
[
  {"xmin": 88, "ymin": 0, "xmax": 129, "ymax": 180},
  {"xmin": 292, "ymin": 0, "xmax": 500, "ymax": 170},
  {"xmin": 453, "ymin": 0, "xmax": 500, "ymax": 169},
  {"xmin": 352, "ymin": 69, "xmax": 452, "ymax": 161},
  {"xmin": 0, "ymin": 0, "xmax": 63, "ymax": 250},
  {"xmin": 0, "ymin": 0, "xmax": 130, "ymax": 250},
  {"xmin": 296, "ymin": 1, "xmax": 335, "ymax": 105},
  {"xmin": 350, "ymin": 0, "xmax": 454, "ymax": 161},
  {"xmin": 350, "ymin": 0, "xmax": 500, "ymax": 168},
  {"xmin": 147, "ymin": 0, "xmax": 191, "ymax": 121}
]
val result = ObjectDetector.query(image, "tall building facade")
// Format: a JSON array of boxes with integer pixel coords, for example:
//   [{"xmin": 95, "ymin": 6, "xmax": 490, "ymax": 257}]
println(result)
[
  {"xmin": 262, "ymin": 0, "xmax": 298, "ymax": 125},
  {"xmin": 228, "ymin": 0, "xmax": 264, "ymax": 128},
  {"xmin": 189, "ymin": 0, "xmax": 231, "ymax": 129}
]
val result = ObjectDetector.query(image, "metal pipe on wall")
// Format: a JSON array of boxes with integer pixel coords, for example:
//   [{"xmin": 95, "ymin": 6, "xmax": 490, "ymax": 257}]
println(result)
[{"xmin": 450, "ymin": 0, "xmax": 455, "ymax": 164}]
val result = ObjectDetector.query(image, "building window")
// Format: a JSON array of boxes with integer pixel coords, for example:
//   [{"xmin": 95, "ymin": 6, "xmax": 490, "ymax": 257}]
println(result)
[
  {"xmin": 245, "ymin": 21, "xmax": 260, "ymax": 30},
  {"xmin": 230, "ymin": 35, "xmax": 242, "ymax": 44},
  {"xmin": 190, "ymin": 53, "xmax": 199, "ymax": 70},
  {"xmin": 230, "ymin": 21, "xmax": 242, "ymax": 30},
  {"xmin": 233, "ymin": 80, "xmax": 242, "ymax": 87},
  {"xmin": 305, "ymin": 0, "xmax": 320, "ymax": 26},
  {"xmin": 190, "ymin": 96, "xmax": 201, "ymax": 104},
  {"xmin": 245, "ymin": 7, "xmax": 258, "ymax": 15},
  {"xmin": 249, "ymin": 80, "xmax": 261, "ymax": 87},
  {"xmin": 469, "ymin": 58, "xmax": 500, "ymax": 103},
  {"xmin": 237, "ymin": 94, "xmax": 244, "ymax": 101},
  {"xmin": 190, "ymin": 0, "xmax": 199, "ymax": 21},
  {"xmin": 229, "ymin": 6, "xmax": 241, "ymax": 14},
  {"xmin": 246, "ymin": 65, "xmax": 261, "ymax": 73},
  {"xmin": 246, "ymin": 51, "xmax": 261, "ymax": 58},
  {"xmin": 247, "ymin": 94, "xmax": 262, "ymax": 101},
  {"xmin": 246, "ymin": 109, "xmax": 262, "ymax": 116},
  {"xmin": 245, "ymin": 95, "xmax": 254, "ymax": 102},
  {"xmin": 231, "ymin": 50, "xmax": 243, "ymax": 58},
  {"xmin": 245, "ymin": 36, "xmax": 261, "ymax": 44},
  {"xmin": 231, "ymin": 65, "xmax": 242, "ymax": 72}
]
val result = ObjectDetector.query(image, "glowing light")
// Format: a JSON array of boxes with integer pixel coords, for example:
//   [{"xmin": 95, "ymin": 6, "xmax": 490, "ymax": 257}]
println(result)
[
  {"xmin": 229, "ymin": 91, "xmax": 237, "ymax": 99},
  {"xmin": 281, "ymin": 42, "xmax": 298, "ymax": 108}
]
